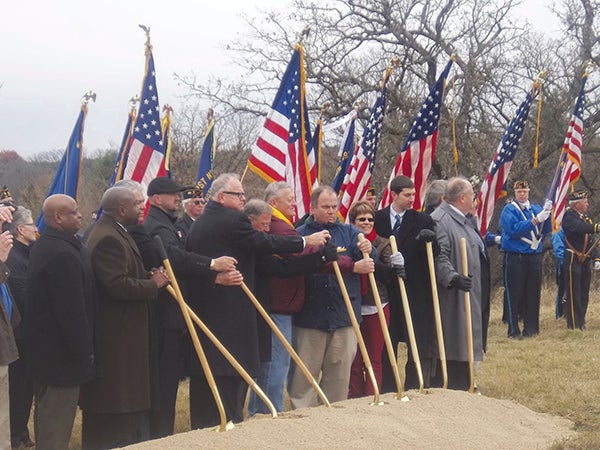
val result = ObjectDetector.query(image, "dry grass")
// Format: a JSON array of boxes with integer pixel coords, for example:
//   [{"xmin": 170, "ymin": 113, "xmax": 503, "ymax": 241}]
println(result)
[{"xmin": 59, "ymin": 283, "xmax": 600, "ymax": 448}]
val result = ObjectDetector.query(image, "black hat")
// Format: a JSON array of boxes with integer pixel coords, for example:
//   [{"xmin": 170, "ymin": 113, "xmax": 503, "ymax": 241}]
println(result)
[
  {"xmin": 366, "ymin": 186, "xmax": 376, "ymax": 197},
  {"xmin": 147, "ymin": 177, "xmax": 192, "ymax": 196},
  {"xmin": 513, "ymin": 180, "xmax": 529, "ymax": 190},
  {"xmin": 568, "ymin": 190, "xmax": 589, "ymax": 202},
  {"xmin": 182, "ymin": 187, "xmax": 202, "ymax": 200}
]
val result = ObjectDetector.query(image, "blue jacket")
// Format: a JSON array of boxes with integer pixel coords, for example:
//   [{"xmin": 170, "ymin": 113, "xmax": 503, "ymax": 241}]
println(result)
[
  {"xmin": 552, "ymin": 228, "xmax": 565, "ymax": 266},
  {"xmin": 500, "ymin": 201, "xmax": 551, "ymax": 254},
  {"xmin": 295, "ymin": 217, "xmax": 375, "ymax": 332}
]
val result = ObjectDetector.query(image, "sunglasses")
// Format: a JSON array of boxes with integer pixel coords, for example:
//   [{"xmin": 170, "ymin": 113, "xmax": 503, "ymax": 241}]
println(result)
[
  {"xmin": 191, "ymin": 199, "xmax": 206, "ymax": 205},
  {"xmin": 356, "ymin": 217, "xmax": 374, "ymax": 223}
]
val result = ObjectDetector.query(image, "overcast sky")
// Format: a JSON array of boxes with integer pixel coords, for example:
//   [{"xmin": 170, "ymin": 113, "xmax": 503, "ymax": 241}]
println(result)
[{"xmin": 0, "ymin": 0, "xmax": 560, "ymax": 159}]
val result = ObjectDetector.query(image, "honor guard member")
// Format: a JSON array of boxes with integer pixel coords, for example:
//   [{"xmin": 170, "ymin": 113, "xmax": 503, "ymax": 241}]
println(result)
[
  {"xmin": 562, "ymin": 190, "xmax": 600, "ymax": 330},
  {"xmin": 175, "ymin": 187, "xmax": 206, "ymax": 240},
  {"xmin": 500, "ymin": 180, "xmax": 552, "ymax": 339}
]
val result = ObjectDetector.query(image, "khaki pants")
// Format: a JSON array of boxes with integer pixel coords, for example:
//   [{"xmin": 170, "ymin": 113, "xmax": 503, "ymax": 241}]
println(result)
[
  {"xmin": 34, "ymin": 383, "xmax": 79, "ymax": 450},
  {"xmin": 289, "ymin": 326, "xmax": 357, "ymax": 409},
  {"xmin": 0, "ymin": 365, "xmax": 9, "ymax": 450}
]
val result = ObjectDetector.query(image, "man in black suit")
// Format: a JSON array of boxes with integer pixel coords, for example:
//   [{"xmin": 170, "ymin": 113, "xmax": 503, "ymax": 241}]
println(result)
[
  {"xmin": 27, "ymin": 194, "xmax": 96, "ymax": 450},
  {"xmin": 143, "ymin": 177, "xmax": 238, "ymax": 439},
  {"xmin": 186, "ymin": 173, "xmax": 329, "ymax": 428},
  {"xmin": 374, "ymin": 175, "xmax": 437, "ymax": 391}
]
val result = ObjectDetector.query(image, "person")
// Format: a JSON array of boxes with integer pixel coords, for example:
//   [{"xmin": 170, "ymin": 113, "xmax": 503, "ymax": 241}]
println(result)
[
  {"xmin": 365, "ymin": 186, "xmax": 378, "ymax": 209},
  {"xmin": 423, "ymin": 179, "xmax": 447, "ymax": 215},
  {"xmin": 561, "ymin": 190, "xmax": 600, "ymax": 330},
  {"xmin": 27, "ymin": 194, "xmax": 96, "ymax": 450},
  {"xmin": 186, "ymin": 173, "xmax": 328, "ymax": 428},
  {"xmin": 347, "ymin": 201, "xmax": 400, "ymax": 398},
  {"xmin": 289, "ymin": 186, "xmax": 374, "ymax": 408},
  {"xmin": 5, "ymin": 207, "xmax": 36, "ymax": 448},
  {"xmin": 175, "ymin": 188, "xmax": 206, "ymax": 240},
  {"xmin": 374, "ymin": 175, "xmax": 437, "ymax": 391},
  {"xmin": 80, "ymin": 187, "xmax": 170, "ymax": 449},
  {"xmin": 430, "ymin": 177, "xmax": 489, "ymax": 391},
  {"xmin": 552, "ymin": 227, "xmax": 566, "ymax": 319},
  {"xmin": 142, "ymin": 176, "xmax": 237, "ymax": 439},
  {"xmin": 0, "ymin": 205, "xmax": 18, "ymax": 450},
  {"xmin": 245, "ymin": 185, "xmax": 337, "ymax": 416},
  {"xmin": 499, "ymin": 180, "xmax": 552, "ymax": 339}
]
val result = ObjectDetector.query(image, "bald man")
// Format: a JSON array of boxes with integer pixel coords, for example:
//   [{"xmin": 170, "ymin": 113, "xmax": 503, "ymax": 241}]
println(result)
[
  {"xmin": 81, "ymin": 187, "xmax": 169, "ymax": 449},
  {"xmin": 27, "ymin": 194, "xmax": 96, "ymax": 450}
]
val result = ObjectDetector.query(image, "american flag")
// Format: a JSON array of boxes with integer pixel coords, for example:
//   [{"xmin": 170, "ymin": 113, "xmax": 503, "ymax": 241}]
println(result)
[
  {"xmin": 380, "ymin": 58, "xmax": 453, "ymax": 211},
  {"xmin": 123, "ymin": 51, "xmax": 167, "ymax": 196},
  {"xmin": 338, "ymin": 75, "xmax": 390, "ymax": 222},
  {"xmin": 248, "ymin": 45, "xmax": 312, "ymax": 218},
  {"xmin": 477, "ymin": 90, "xmax": 535, "ymax": 236},
  {"xmin": 311, "ymin": 115, "xmax": 323, "ymax": 185},
  {"xmin": 331, "ymin": 112, "xmax": 356, "ymax": 194},
  {"xmin": 549, "ymin": 76, "xmax": 587, "ymax": 232}
]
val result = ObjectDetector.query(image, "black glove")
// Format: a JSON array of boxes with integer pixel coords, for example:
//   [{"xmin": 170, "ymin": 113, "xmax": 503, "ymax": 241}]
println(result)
[
  {"xmin": 392, "ymin": 264, "xmax": 406, "ymax": 279},
  {"xmin": 320, "ymin": 241, "xmax": 339, "ymax": 262},
  {"xmin": 450, "ymin": 274, "xmax": 472, "ymax": 291},
  {"xmin": 416, "ymin": 229, "xmax": 436, "ymax": 242}
]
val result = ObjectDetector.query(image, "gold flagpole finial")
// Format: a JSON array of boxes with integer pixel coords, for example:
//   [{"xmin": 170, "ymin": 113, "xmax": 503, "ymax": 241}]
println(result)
[
  {"xmin": 532, "ymin": 70, "xmax": 547, "ymax": 91},
  {"xmin": 81, "ymin": 90, "xmax": 96, "ymax": 106},
  {"xmin": 139, "ymin": 24, "xmax": 152, "ymax": 54},
  {"xmin": 383, "ymin": 57, "xmax": 400, "ymax": 86},
  {"xmin": 129, "ymin": 94, "xmax": 140, "ymax": 110},
  {"xmin": 162, "ymin": 104, "xmax": 174, "ymax": 117},
  {"xmin": 207, "ymin": 107, "xmax": 214, "ymax": 122},
  {"xmin": 297, "ymin": 26, "xmax": 310, "ymax": 45},
  {"xmin": 583, "ymin": 60, "xmax": 595, "ymax": 77},
  {"xmin": 320, "ymin": 102, "xmax": 331, "ymax": 117}
]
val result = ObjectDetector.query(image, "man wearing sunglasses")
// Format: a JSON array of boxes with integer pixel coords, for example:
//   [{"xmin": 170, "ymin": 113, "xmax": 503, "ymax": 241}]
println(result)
[
  {"xmin": 175, "ymin": 188, "xmax": 206, "ymax": 240},
  {"xmin": 374, "ymin": 175, "xmax": 438, "ymax": 392}
]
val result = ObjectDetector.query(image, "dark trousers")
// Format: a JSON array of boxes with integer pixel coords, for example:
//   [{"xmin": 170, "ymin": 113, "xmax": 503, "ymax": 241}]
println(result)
[
  {"xmin": 9, "ymin": 340, "xmax": 33, "ymax": 446},
  {"xmin": 563, "ymin": 253, "xmax": 591, "ymax": 330},
  {"xmin": 82, "ymin": 410, "xmax": 149, "ymax": 450},
  {"xmin": 149, "ymin": 329, "xmax": 184, "ymax": 439},
  {"xmin": 430, "ymin": 360, "xmax": 471, "ymax": 391},
  {"xmin": 189, "ymin": 374, "xmax": 247, "ymax": 429},
  {"xmin": 504, "ymin": 252, "xmax": 542, "ymax": 337}
]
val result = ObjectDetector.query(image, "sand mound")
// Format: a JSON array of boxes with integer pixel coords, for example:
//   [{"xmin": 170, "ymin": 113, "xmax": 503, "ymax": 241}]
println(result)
[{"xmin": 127, "ymin": 389, "xmax": 574, "ymax": 449}]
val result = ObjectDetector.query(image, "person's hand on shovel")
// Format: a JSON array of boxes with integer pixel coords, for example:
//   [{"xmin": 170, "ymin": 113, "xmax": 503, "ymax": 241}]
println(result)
[
  {"xmin": 353, "ymin": 258, "xmax": 374, "ymax": 274},
  {"xmin": 216, "ymin": 270, "xmax": 244, "ymax": 286},
  {"xmin": 150, "ymin": 266, "xmax": 170, "ymax": 289},
  {"xmin": 304, "ymin": 230, "xmax": 331, "ymax": 247},
  {"xmin": 210, "ymin": 256, "xmax": 238, "ymax": 272}
]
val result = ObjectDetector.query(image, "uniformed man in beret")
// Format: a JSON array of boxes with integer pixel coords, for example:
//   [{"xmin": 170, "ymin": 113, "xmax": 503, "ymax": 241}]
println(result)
[
  {"xmin": 500, "ymin": 180, "xmax": 552, "ymax": 339},
  {"xmin": 562, "ymin": 189, "xmax": 600, "ymax": 330},
  {"xmin": 175, "ymin": 187, "xmax": 206, "ymax": 240}
]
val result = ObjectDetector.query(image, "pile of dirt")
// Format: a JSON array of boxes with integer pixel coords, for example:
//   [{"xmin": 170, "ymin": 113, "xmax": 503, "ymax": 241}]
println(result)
[{"xmin": 128, "ymin": 389, "xmax": 574, "ymax": 449}]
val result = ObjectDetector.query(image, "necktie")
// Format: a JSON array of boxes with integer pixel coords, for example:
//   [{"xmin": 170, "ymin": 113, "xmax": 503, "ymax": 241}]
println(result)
[{"xmin": 393, "ymin": 214, "xmax": 402, "ymax": 232}]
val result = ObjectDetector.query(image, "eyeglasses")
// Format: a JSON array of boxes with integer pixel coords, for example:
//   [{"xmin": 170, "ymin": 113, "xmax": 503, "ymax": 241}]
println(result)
[
  {"xmin": 22, "ymin": 223, "xmax": 36, "ymax": 227},
  {"xmin": 222, "ymin": 191, "xmax": 246, "ymax": 199},
  {"xmin": 356, "ymin": 217, "xmax": 374, "ymax": 223},
  {"xmin": 191, "ymin": 199, "xmax": 206, "ymax": 206}
]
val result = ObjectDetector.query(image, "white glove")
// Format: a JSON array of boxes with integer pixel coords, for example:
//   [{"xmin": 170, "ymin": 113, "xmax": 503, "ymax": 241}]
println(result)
[
  {"xmin": 543, "ymin": 199, "xmax": 553, "ymax": 211},
  {"xmin": 390, "ymin": 251, "xmax": 404, "ymax": 266},
  {"xmin": 535, "ymin": 209, "xmax": 550, "ymax": 223},
  {"xmin": 594, "ymin": 261, "xmax": 600, "ymax": 271},
  {"xmin": 494, "ymin": 235, "xmax": 501, "ymax": 245}
]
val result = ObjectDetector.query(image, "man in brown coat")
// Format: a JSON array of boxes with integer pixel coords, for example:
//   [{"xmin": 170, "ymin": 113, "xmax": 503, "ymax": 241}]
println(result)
[{"xmin": 81, "ymin": 187, "xmax": 169, "ymax": 449}]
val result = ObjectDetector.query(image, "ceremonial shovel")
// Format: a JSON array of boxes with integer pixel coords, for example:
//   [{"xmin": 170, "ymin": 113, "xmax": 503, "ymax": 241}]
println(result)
[
  {"xmin": 459, "ymin": 237, "xmax": 475, "ymax": 394},
  {"xmin": 358, "ymin": 233, "xmax": 403, "ymax": 398}
]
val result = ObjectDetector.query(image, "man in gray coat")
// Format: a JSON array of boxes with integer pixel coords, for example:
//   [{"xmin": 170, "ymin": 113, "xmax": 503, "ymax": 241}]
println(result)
[{"xmin": 430, "ymin": 177, "xmax": 489, "ymax": 391}]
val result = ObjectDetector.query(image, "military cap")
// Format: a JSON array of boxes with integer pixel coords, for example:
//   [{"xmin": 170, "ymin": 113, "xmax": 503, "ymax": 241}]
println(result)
[
  {"xmin": 0, "ymin": 186, "xmax": 11, "ymax": 201},
  {"xmin": 183, "ymin": 187, "xmax": 203, "ymax": 200},
  {"xmin": 568, "ymin": 190, "xmax": 589, "ymax": 202},
  {"xmin": 366, "ymin": 186, "xmax": 376, "ymax": 197},
  {"xmin": 513, "ymin": 180, "xmax": 529, "ymax": 190}
]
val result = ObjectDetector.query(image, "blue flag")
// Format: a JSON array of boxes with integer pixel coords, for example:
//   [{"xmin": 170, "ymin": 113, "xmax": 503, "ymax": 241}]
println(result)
[
  {"xmin": 196, "ymin": 116, "xmax": 215, "ymax": 198},
  {"xmin": 37, "ymin": 105, "xmax": 87, "ymax": 233}
]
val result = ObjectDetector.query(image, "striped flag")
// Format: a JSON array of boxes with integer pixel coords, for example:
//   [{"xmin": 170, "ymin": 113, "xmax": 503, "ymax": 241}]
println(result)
[
  {"xmin": 248, "ymin": 44, "xmax": 312, "ymax": 218},
  {"xmin": 549, "ymin": 75, "xmax": 587, "ymax": 232},
  {"xmin": 337, "ymin": 71, "xmax": 392, "ymax": 222},
  {"xmin": 37, "ymin": 104, "xmax": 88, "ymax": 233},
  {"xmin": 109, "ymin": 103, "xmax": 137, "ymax": 187},
  {"xmin": 311, "ymin": 115, "xmax": 323, "ymax": 185},
  {"xmin": 477, "ymin": 89, "xmax": 536, "ymax": 236},
  {"xmin": 380, "ymin": 58, "xmax": 453, "ymax": 211},
  {"xmin": 122, "ymin": 46, "xmax": 167, "ymax": 197},
  {"xmin": 331, "ymin": 111, "xmax": 357, "ymax": 194},
  {"xmin": 196, "ymin": 109, "xmax": 216, "ymax": 198}
]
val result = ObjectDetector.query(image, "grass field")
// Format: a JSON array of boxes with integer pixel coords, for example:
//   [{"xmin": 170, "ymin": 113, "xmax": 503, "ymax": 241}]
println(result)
[{"xmin": 58, "ymin": 283, "xmax": 600, "ymax": 449}]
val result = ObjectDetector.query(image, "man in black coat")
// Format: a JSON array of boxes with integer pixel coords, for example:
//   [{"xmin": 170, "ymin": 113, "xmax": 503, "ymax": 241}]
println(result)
[
  {"xmin": 374, "ymin": 175, "xmax": 437, "ymax": 391},
  {"xmin": 27, "ymin": 194, "xmax": 96, "ymax": 450},
  {"xmin": 143, "ymin": 177, "xmax": 238, "ymax": 438},
  {"xmin": 186, "ymin": 173, "xmax": 329, "ymax": 428}
]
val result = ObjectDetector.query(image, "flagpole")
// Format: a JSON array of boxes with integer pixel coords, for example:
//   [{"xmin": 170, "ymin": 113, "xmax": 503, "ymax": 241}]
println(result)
[{"xmin": 532, "ymin": 70, "xmax": 546, "ymax": 169}]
